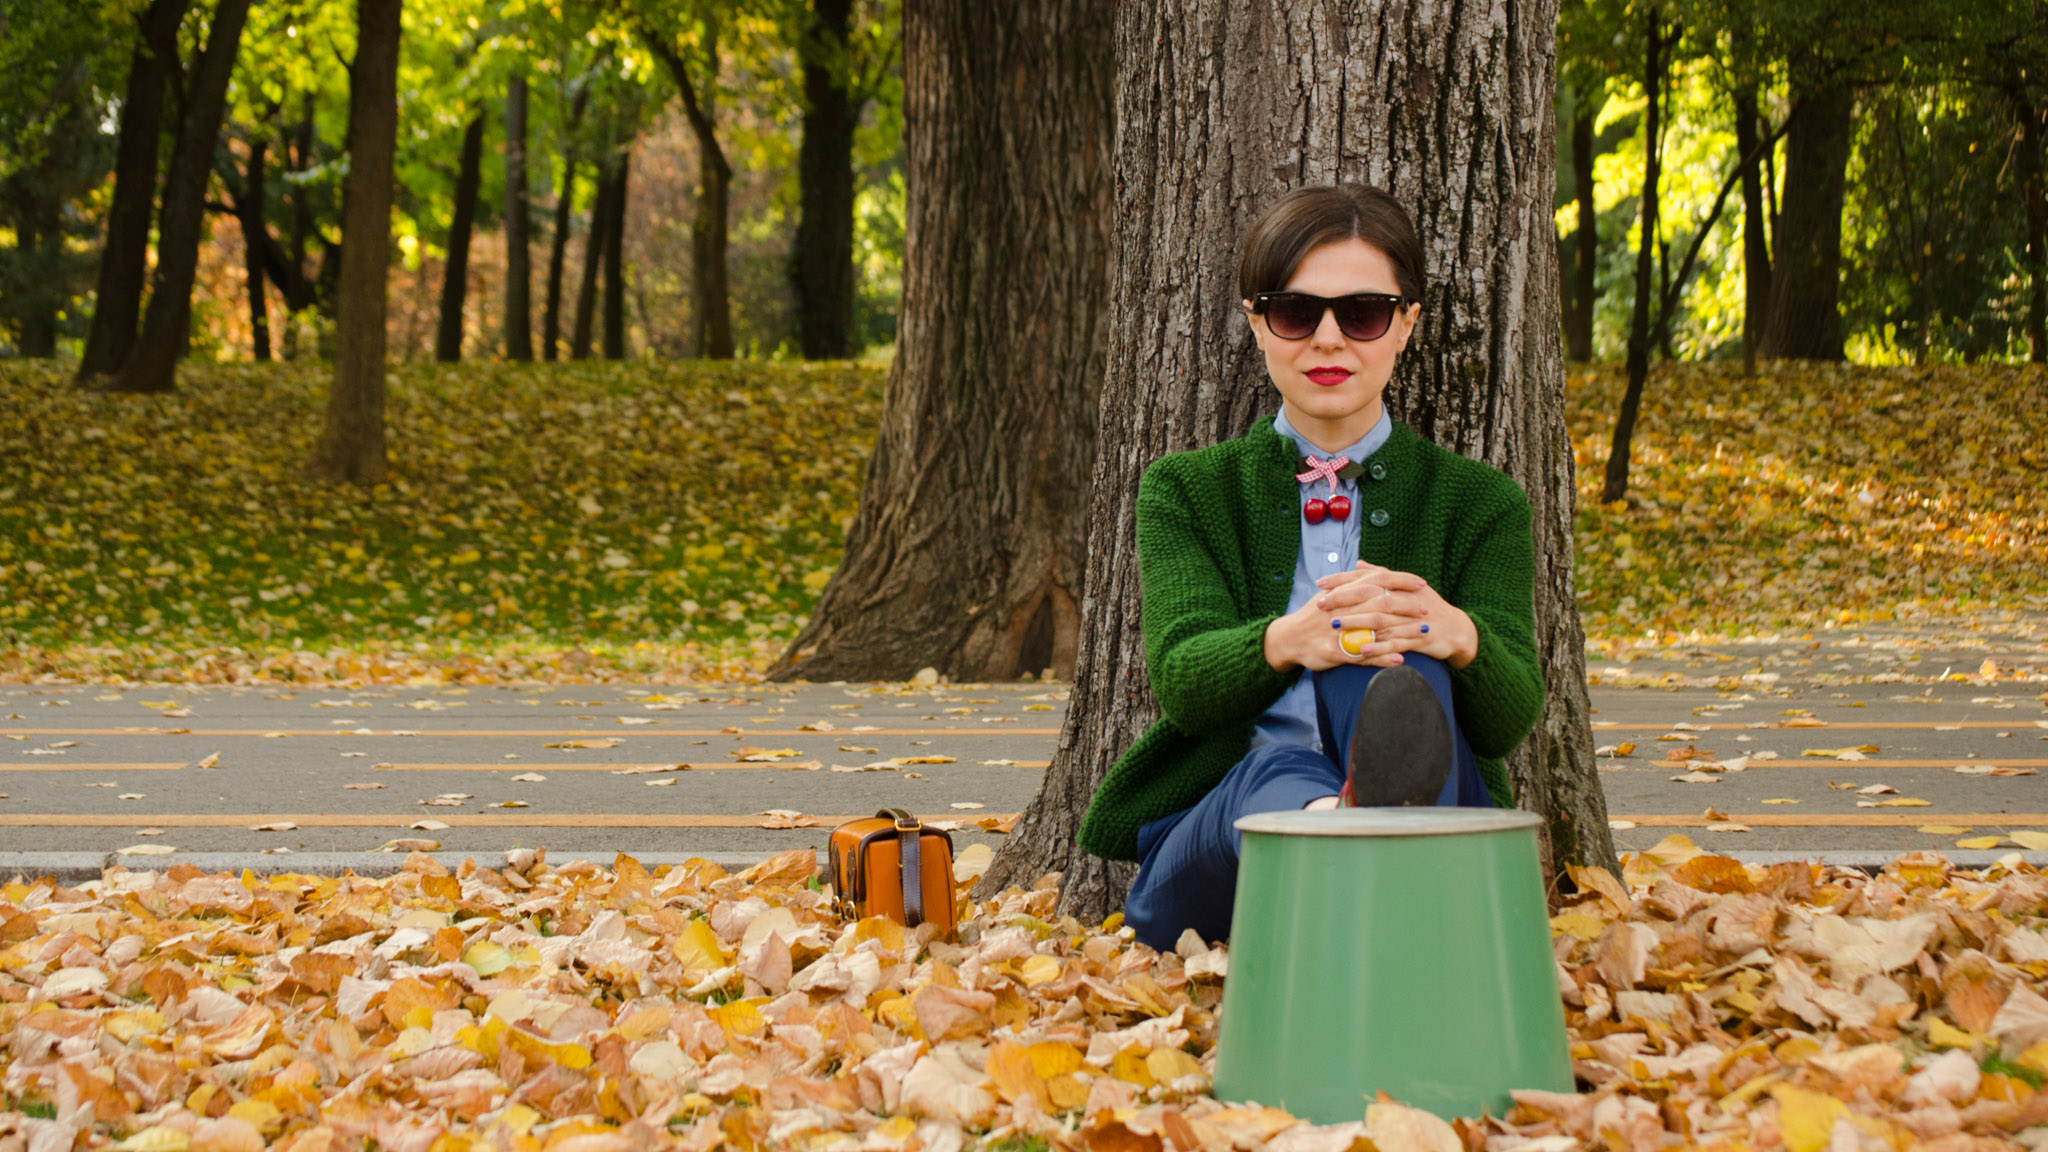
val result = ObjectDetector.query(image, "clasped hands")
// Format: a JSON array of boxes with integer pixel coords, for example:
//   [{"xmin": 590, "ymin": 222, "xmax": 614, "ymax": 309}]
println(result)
[{"xmin": 1262, "ymin": 561, "xmax": 1478, "ymax": 673}]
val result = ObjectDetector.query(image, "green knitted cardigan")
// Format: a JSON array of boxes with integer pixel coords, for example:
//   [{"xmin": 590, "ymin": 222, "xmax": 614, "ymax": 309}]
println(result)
[{"xmin": 1077, "ymin": 415, "xmax": 1545, "ymax": 863}]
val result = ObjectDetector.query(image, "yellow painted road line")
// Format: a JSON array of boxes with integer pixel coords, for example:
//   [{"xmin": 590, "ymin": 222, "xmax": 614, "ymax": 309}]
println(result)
[
  {"xmin": 1593, "ymin": 721, "xmax": 2037, "ymax": 731},
  {"xmin": 370, "ymin": 761, "xmax": 1052, "ymax": 771},
  {"xmin": 0, "ymin": 813, "xmax": 1021, "ymax": 828},
  {"xmin": 1637, "ymin": 759, "xmax": 2048, "ymax": 768},
  {"xmin": 1614, "ymin": 813, "xmax": 2048, "ymax": 827},
  {"xmin": 1, "ymin": 728, "xmax": 1062, "ymax": 738},
  {"xmin": 0, "ymin": 763, "xmax": 188, "ymax": 773}
]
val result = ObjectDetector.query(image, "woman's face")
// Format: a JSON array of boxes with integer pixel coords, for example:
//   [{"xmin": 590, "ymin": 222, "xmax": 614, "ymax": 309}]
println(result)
[{"xmin": 1245, "ymin": 237, "xmax": 1420, "ymax": 447}]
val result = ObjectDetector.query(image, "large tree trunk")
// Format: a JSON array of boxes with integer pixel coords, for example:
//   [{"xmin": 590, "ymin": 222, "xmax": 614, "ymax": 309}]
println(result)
[
  {"xmin": 505, "ymin": 74, "xmax": 534, "ymax": 361},
  {"xmin": 238, "ymin": 140, "xmax": 272, "ymax": 362},
  {"xmin": 308, "ymin": 0, "xmax": 401, "ymax": 486},
  {"xmin": 768, "ymin": 0, "xmax": 1110, "ymax": 686},
  {"xmin": 601, "ymin": 149, "xmax": 630, "ymax": 360},
  {"xmin": 102, "ymin": 0, "xmax": 253, "ymax": 394},
  {"xmin": 644, "ymin": 25, "xmax": 735, "ymax": 359},
  {"xmin": 542, "ymin": 85, "xmax": 591, "ymax": 362},
  {"xmin": 436, "ymin": 111, "xmax": 485, "ymax": 363},
  {"xmin": 1601, "ymin": 13, "xmax": 1663, "ymax": 505},
  {"xmin": 570, "ymin": 153, "xmax": 614, "ymax": 361},
  {"xmin": 77, "ymin": 0, "xmax": 190, "ymax": 380},
  {"xmin": 1758, "ymin": 75, "xmax": 1851, "ymax": 361},
  {"xmin": 1734, "ymin": 87, "xmax": 1771, "ymax": 376},
  {"xmin": 792, "ymin": 0, "xmax": 858, "ymax": 359},
  {"xmin": 1568, "ymin": 95, "xmax": 1597, "ymax": 362},
  {"xmin": 980, "ymin": 0, "xmax": 1612, "ymax": 917}
]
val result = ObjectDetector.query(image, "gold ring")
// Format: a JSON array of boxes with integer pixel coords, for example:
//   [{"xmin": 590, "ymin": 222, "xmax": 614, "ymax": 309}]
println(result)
[{"xmin": 1339, "ymin": 627, "xmax": 1375, "ymax": 656}]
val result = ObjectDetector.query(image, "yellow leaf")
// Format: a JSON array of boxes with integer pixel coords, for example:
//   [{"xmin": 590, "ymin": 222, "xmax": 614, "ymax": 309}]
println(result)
[
  {"xmin": 1145, "ymin": 1048, "xmax": 1205, "ymax": 1084},
  {"xmin": 1956, "ymin": 836, "xmax": 2009, "ymax": 850},
  {"xmin": 672, "ymin": 919, "xmax": 730, "ymax": 982},
  {"xmin": 225, "ymin": 1098, "xmax": 281, "ymax": 1132},
  {"xmin": 1549, "ymin": 911, "xmax": 1607, "ymax": 941},
  {"xmin": 2011, "ymin": 831, "xmax": 2048, "ymax": 851},
  {"xmin": 1919, "ymin": 825, "xmax": 1973, "ymax": 835},
  {"xmin": 112, "ymin": 1127, "xmax": 190, "ymax": 1152},
  {"xmin": 707, "ymin": 999, "xmax": 766, "ymax": 1039},
  {"xmin": 899, "ymin": 755, "xmax": 956, "ymax": 764},
  {"xmin": 1015, "ymin": 954, "xmax": 1063, "ymax": 986},
  {"xmin": 463, "ymin": 940, "xmax": 513, "ymax": 976},
  {"xmin": 1926, "ymin": 1017, "xmax": 1981, "ymax": 1049},
  {"xmin": 1026, "ymin": 1041, "xmax": 1084, "ymax": 1079},
  {"xmin": 1769, "ymin": 1085, "xmax": 1847, "ymax": 1152},
  {"xmin": 1111, "ymin": 1046, "xmax": 1157, "ymax": 1088},
  {"xmin": 544, "ymin": 738, "xmax": 622, "ymax": 749}
]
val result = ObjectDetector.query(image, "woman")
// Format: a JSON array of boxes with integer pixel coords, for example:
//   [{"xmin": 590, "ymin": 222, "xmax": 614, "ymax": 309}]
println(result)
[{"xmin": 1077, "ymin": 184, "xmax": 1545, "ymax": 951}]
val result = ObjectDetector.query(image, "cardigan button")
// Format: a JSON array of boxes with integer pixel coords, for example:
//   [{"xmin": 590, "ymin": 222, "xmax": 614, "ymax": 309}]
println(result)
[
  {"xmin": 1368, "ymin": 462, "xmax": 1387, "ymax": 480},
  {"xmin": 1369, "ymin": 509, "xmax": 1390, "ymax": 527}
]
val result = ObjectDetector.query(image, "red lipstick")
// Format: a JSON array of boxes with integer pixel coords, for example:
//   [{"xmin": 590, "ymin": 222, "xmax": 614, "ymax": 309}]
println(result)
[{"xmin": 1305, "ymin": 367, "xmax": 1352, "ymax": 387}]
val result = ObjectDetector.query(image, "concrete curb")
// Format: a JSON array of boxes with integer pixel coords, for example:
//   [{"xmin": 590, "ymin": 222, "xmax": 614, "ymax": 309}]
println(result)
[
  {"xmin": 5, "ymin": 849, "xmax": 2045, "ymax": 887},
  {"xmin": 1, "ymin": 850, "xmax": 801, "ymax": 885}
]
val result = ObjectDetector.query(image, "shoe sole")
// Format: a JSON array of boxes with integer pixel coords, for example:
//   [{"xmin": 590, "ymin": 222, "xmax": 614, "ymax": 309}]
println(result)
[{"xmin": 1343, "ymin": 665, "xmax": 1454, "ymax": 807}]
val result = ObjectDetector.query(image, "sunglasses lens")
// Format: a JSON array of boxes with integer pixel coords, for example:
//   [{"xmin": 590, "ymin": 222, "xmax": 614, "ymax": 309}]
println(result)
[
  {"xmin": 1263, "ymin": 295, "xmax": 1323, "ymax": 339},
  {"xmin": 1334, "ymin": 297, "xmax": 1396, "ymax": 341}
]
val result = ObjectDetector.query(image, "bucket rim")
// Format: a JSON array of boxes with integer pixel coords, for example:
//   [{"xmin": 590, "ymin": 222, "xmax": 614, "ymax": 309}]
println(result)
[{"xmin": 1234, "ymin": 807, "xmax": 1543, "ymax": 837}]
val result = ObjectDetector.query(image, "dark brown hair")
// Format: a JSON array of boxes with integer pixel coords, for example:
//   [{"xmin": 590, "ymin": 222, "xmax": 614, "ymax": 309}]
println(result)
[{"xmin": 1238, "ymin": 184, "xmax": 1425, "ymax": 303}]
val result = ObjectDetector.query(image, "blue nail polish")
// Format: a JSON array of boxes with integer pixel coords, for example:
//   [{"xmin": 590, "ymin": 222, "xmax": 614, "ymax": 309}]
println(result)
[
  {"xmin": 1330, "ymin": 618, "xmax": 1343, "ymax": 629},
  {"xmin": 1420, "ymin": 623, "xmax": 1431, "ymax": 634}
]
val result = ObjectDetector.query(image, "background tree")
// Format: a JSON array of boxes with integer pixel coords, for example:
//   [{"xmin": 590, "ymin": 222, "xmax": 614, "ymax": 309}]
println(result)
[
  {"xmin": 308, "ymin": 0, "xmax": 402, "ymax": 485},
  {"xmin": 435, "ymin": 110, "xmax": 487, "ymax": 362},
  {"xmin": 789, "ymin": 0, "xmax": 896, "ymax": 359},
  {"xmin": 768, "ymin": 0, "xmax": 1112, "ymax": 684},
  {"xmin": 101, "ymin": 0, "xmax": 253, "ymax": 391},
  {"xmin": 75, "ymin": 0, "xmax": 191, "ymax": 377},
  {"xmin": 505, "ymin": 72, "xmax": 535, "ymax": 361},
  {"xmin": 982, "ymin": 0, "xmax": 1613, "ymax": 914},
  {"xmin": 636, "ymin": 5, "xmax": 740, "ymax": 359}
]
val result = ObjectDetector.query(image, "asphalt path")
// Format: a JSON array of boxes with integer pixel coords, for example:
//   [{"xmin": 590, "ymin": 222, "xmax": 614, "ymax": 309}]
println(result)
[{"xmin": 3, "ymin": 615, "xmax": 2044, "ymax": 878}]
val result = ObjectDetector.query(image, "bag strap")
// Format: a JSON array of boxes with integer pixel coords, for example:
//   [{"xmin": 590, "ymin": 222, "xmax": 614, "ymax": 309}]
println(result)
[{"xmin": 881, "ymin": 807, "xmax": 924, "ymax": 927}]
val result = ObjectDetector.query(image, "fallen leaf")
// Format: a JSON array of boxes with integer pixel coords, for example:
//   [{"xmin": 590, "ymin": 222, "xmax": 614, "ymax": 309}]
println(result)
[
  {"xmin": 116, "ymin": 844, "xmax": 176, "ymax": 856},
  {"xmin": 343, "ymin": 782, "xmax": 387, "ymax": 790},
  {"xmin": 545, "ymin": 739, "xmax": 621, "ymax": 749},
  {"xmin": 380, "ymin": 838, "xmax": 440, "ymax": 852},
  {"xmin": 509, "ymin": 772, "xmax": 547, "ymax": 782},
  {"xmin": 410, "ymin": 820, "xmax": 451, "ymax": 831},
  {"xmin": 1857, "ymin": 798, "xmax": 1932, "ymax": 807},
  {"xmin": 2011, "ymin": 830, "xmax": 2048, "ymax": 851},
  {"xmin": 760, "ymin": 810, "xmax": 818, "ymax": 829},
  {"xmin": 249, "ymin": 822, "xmax": 297, "ymax": 832}
]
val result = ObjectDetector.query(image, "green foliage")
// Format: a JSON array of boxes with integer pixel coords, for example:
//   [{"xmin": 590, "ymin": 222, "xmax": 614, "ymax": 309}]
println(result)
[{"xmin": 0, "ymin": 359, "xmax": 884, "ymax": 681}]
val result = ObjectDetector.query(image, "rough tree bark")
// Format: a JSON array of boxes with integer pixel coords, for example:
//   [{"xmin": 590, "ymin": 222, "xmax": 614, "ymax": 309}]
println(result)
[
  {"xmin": 601, "ymin": 150, "xmax": 630, "ymax": 360},
  {"xmin": 766, "ymin": 0, "xmax": 1111, "ymax": 685},
  {"xmin": 792, "ymin": 0, "xmax": 858, "ymax": 359},
  {"xmin": 505, "ymin": 74, "xmax": 534, "ymax": 362},
  {"xmin": 1758, "ymin": 74, "xmax": 1851, "ymax": 361},
  {"xmin": 979, "ymin": 0, "xmax": 1612, "ymax": 917},
  {"xmin": 542, "ymin": 84, "xmax": 591, "ymax": 362},
  {"xmin": 307, "ymin": 0, "xmax": 401, "ymax": 486},
  {"xmin": 643, "ymin": 26, "xmax": 735, "ymax": 359},
  {"xmin": 77, "ymin": 0, "xmax": 191, "ymax": 380},
  {"xmin": 1569, "ymin": 97, "xmax": 1597, "ymax": 362},
  {"xmin": 102, "ymin": 0, "xmax": 253, "ymax": 394},
  {"xmin": 436, "ymin": 111, "xmax": 485, "ymax": 363},
  {"xmin": 1602, "ymin": 11, "xmax": 1664, "ymax": 504},
  {"xmin": 1734, "ymin": 87, "xmax": 1772, "ymax": 376},
  {"xmin": 238, "ymin": 140, "xmax": 272, "ymax": 362}
]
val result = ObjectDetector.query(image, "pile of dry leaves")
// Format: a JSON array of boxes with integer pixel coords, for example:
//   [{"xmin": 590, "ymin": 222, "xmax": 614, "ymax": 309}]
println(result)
[{"xmin": 2, "ymin": 838, "xmax": 2045, "ymax": 1152}]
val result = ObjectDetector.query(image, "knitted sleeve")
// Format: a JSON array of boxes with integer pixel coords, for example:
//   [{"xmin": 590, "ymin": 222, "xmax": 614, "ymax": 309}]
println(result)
[
  {"xmin": 1136, "ymin": 460, "xmax": 1296, "ymax": 733},
  {"xmin": 1443, "ymin": 489, "xmax": 1544, "ymax": 760}
]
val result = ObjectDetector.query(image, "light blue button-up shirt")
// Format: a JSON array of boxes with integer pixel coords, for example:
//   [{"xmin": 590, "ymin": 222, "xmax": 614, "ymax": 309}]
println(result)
[{"xmin": 1248, "ymin": 406, "xmax": 1393, "ymax": 752}]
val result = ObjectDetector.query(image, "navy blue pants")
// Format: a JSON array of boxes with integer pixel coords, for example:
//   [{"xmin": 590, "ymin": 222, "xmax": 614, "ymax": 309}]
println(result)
[{"xmin": 1123, "ymin": 655, "xmax": 1491, "ymax": 951}]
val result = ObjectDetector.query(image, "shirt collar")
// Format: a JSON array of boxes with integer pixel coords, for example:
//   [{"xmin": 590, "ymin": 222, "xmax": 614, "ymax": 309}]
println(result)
[{"xmin": 1272, "ymin": 406, "xmax": 1392, "ymax": 468}]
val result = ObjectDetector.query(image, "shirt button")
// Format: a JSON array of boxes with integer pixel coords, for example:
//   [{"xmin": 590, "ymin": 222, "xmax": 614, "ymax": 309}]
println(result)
[
  {"xmin": 1369, "ymin": 462, "xmax": 1387, "ymax": 480},
  {"xmin": 1327, "ymin": 552, "xmax": 1340, "ymax": 563},
  {"xmin": 1369, "ymin": 509, "xmax": 1390, "ymax": 527}
]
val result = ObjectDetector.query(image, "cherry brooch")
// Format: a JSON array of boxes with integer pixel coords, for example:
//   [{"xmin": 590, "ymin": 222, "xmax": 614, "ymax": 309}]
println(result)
[
  {"xmin": 1327, "ymin": 495, "xmax": 1353, "ymax": 521},
  {"xmin": 1303, "ymin": 498, "xmax": 1328, "ymax": 524}
]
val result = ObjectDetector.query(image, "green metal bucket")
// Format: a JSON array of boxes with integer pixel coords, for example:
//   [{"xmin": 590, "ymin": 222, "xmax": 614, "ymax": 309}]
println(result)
[{"xmin": 1210, "ymin": 808, "xmax": 1572, "ymax": 1124}]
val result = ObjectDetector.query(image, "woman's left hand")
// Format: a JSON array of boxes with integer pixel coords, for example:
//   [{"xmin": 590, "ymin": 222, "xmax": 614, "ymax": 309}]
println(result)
[{"xmin": 1313, "ymin": 562, "xmax": 1479, "ymax": 669}]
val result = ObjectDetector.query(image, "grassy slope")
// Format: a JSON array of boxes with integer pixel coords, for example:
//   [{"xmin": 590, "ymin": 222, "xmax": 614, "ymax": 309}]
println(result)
[{"xmin": 3, "ymin": 359, "xmax": 2042, "ymax": 683}]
